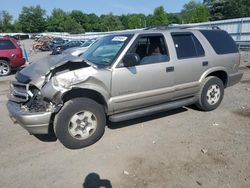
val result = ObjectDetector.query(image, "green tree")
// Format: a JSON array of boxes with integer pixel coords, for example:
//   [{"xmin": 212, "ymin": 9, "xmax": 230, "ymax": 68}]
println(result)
[
  {"xmin": 209, "ymin": 0, "xmax": 250, "ymax": 21},
  {"xmin": 119, "ymin": 14, "xmax": 129, "ymax": 29},
  {"xmin": 151, "ymin": 6, "xmax": 169, "ymax": 26},
  {"xmin": 13, "ymin": 20, "xmax": 22, "ymax": 32},
  {"xmin": 18, "ymin": 5, "xmax": 46, "ymax": 33},
  {"xmin": 167, "ymin": 13, "xmax": 181, "ymax": 24},
  {"xmin": 146, "ymin": 14, "xmax": 154, "ymax": 27},
  {"xmin": 47, "ymin": 8, "xmax": 68, "ymax": 32},
  {"xmin": 70, "ymin": 10, "xmax": 89, "ymax": 32},
  {"xmin": 64, "ymin": 16, "xmax": 84, "ymax": 34},
  {"xmin": 181, "ymin": 1, "xmax": 209, "ymax": 23},
  {"xmin": 127, "ymin": 14, "xmax": 146, "ymax": 29},
  {"xmin": 0, "ymin": 11, "xmax": 14, "ymax": 32},
  {"xmin": 100, "ymin": 13, "xmax": 124, "ymax": 31},
  {"xmin": 47, "ymin": 9, "xmax": 84, "ymax": 33},
  {"xmin": 87, "ymin": 13, "xmax": 101, "ymax": 32}
]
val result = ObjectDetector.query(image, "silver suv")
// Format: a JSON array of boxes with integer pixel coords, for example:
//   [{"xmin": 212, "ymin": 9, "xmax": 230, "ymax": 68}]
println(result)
[{"xmin": 7, "ymin": 28, "xmax": 243, "ymax": 149}]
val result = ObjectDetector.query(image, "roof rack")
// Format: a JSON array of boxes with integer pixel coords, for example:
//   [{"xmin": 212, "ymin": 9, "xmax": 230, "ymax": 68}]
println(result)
[{"xmin": 144, "ymin": 24, "xmax": 221, "ymax": 31}]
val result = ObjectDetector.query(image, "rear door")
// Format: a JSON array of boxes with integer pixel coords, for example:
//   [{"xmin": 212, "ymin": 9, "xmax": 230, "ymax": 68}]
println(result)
[
  {"xmin": 111, "ymin": 33, "xmax": 175, "ymax": 113},
  {"xmin": 170, "ymin": 32, "xmax": 209, "ymax": 99}
]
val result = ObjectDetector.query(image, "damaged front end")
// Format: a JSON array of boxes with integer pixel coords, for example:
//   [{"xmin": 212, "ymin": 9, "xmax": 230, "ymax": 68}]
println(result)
[
  {"xmin": 7, "ymin": 80, "xmax": 57, "ymax": 134},
  {"xmin": 7, "ymin": 54, "xmax": 92, "ymax": 135}
]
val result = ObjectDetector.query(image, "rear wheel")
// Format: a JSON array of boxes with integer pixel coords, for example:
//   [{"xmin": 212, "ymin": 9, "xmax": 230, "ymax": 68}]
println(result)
[
  {"xmin": 0, "ymin": 60, "xmax": 11, "ymax": 76},
  {"xmin": 54, "ymin": 98, "xmax": 106, "ymax": 149},
  {"xmin": 196, "ymin": 76, "xmax": 224, "ymax": 111}
]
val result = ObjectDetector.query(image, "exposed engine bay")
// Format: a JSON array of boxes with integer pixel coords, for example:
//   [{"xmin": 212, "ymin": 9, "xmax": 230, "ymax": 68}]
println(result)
[{"xmin": 11, "ymin": 55, "xmax": 92, "ymax": 114}]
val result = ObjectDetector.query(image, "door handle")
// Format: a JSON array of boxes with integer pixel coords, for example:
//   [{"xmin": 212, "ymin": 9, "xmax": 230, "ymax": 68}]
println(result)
[
  {"xmin": 166, "ymin": 66, "xmax": 175, "ymax": 72},
  {"xmin": 11, "ymin": 54, "xmax": 16, "ymax": 58},
  {"xmin": 202, "ymin": 61, "xmax": 208, "ymax": 66}
]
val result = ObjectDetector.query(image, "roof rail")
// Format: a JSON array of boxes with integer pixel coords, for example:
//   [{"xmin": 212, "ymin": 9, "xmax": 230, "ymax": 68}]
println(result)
[
  {"xmin": 144, "ymin": 24, "xmax": 221, "ymax": 30},
  {"xmin": 144, "ymin": 25, "xmax": 172, "ymax": 30}
]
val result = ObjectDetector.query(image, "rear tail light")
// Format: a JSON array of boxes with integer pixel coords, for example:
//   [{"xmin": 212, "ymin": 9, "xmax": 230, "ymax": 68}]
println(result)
[{"xmin": 16, "ymin": 47, "xmax": 23, "ymax": 58}]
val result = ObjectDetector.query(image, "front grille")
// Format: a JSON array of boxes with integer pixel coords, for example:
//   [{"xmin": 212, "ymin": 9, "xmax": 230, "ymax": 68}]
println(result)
[{"xmin": 9, "ymin": 81, "xmax": 31, "ymax": 103}]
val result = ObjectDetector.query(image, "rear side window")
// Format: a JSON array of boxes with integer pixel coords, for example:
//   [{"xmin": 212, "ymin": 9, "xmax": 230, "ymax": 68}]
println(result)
[
  {"xmin": 171, "ymin": 33, "xmax": 205, "ymax": 59},
  {"xmin": 200, "ymin": 30, "xmax": 238, "ymax": 54},
  {"xmin": 0, "ymin": 40, "xmax": 16, "ymax": 50}
]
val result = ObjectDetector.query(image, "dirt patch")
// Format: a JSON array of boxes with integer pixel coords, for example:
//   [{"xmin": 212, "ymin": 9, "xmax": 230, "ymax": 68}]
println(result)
[
  {"xmin": 119, "ymin": 157, "xmax": 170, "ymax": 187},
  {"xmin": 239, "ymin": 66, "xmax": 250, "ymax": 71},
  {"xmin": 0, "ymin": 90, "xmax": 9, "ymax": 96},
  {"xmin": 119, "ymin": 153, "xmax": 229, "ymax": 188},
  {"xmin": 0, "ymin": 80, "xmax": 9, "ymax": 86},
  {"xmin": 233, "ymin": 107, "xmax": 250, "ymax": 118},
  {"xmin": 240, "ymin": 79, "xmax": 250, "ymax": 84}
]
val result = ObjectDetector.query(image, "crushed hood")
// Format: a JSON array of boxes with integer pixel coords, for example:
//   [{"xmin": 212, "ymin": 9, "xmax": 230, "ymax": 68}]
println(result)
[
  {"xmin": 16, "ymin": 54, "xmax": 89, "ymax": 88},
  {"xmin": 64, "ymin": 47, "xmax": 88, "ymax": 56}
]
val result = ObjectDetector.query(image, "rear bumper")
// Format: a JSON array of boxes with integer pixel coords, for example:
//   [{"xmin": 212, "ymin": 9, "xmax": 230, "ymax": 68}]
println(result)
[
  {"xmin": 227, "ymin": 71, "xmax": 244, "ymax": 87},
  {"xmin": 7, "ymin": 101, "xmax": 51, "ymax": 134},
  {"xmin": 11, "ymin": 58, "xmax": 26, "ymax": 68}
]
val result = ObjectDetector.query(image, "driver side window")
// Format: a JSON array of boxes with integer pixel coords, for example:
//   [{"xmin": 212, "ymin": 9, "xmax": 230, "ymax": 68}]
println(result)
[{"xmin": 130, "ymin": 35, "xmax": 169, "ymax": 65}]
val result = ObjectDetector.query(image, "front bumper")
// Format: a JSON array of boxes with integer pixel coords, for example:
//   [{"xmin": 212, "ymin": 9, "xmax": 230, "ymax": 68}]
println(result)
[
  {"xmin": 7, "ymin": 101, "xmax": 52, "ymax": 134},
  {"xmin": 227, "ymin": 71, "xmax": 244, "ymax": 87}
]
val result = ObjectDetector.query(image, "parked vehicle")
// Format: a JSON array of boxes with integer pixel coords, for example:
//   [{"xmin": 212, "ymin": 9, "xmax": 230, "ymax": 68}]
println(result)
[
  {"xmin": 63, "ymin": 39, "xmax": 97, "ymax": 56},
  {"xmin": 32, "ymin": 36, "xmax": 53, "ymax": 52},
  {"xmin": 0, "ymin": 37, "xmax": 25, "ymax": 76},
  {"xmin": 51, "ymin": 37, "xmax": 65, "ymax": 47},
  {"xmin": 7, "ymin": 27, "xmax": 243, "ymax": 149},
  {"xmin": 51, "ymin": 40, "xmax": 84, "ymax": 55},
  {"xmin": 52, "ymin": 37, "xmax": 65, "ymax": 44}
]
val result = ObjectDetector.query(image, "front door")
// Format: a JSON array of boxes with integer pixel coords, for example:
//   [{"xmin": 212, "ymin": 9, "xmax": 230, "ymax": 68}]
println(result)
[{"xmin": 111, "ymin": 34, "xmax": 175, "ymax": 113}]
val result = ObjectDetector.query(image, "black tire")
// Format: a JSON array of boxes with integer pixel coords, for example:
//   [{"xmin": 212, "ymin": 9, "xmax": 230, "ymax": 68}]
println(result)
[
  {"xmin": 54, "ymin": 98, "xmax": 106, "ymax": 149},
  {"xmin": 195, "ymin": 76, "xmax": 224, "ymax": 111},
  {"xmin": 0, "ymin": 59, "xmax": 11, "ymax": 76}
]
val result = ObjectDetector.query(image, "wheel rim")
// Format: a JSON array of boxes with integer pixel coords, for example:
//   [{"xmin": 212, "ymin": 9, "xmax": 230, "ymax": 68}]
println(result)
[
  {"xmin": 206, "ymin": 84, "xmax": 221, "ymax": 105},
  {"xmin": 0, "ymin": 62, "xmax": 10, "ymax": 76},
  {"xmin": 68, "ymin": 111, "xmax": 97, "ymax": 140}
]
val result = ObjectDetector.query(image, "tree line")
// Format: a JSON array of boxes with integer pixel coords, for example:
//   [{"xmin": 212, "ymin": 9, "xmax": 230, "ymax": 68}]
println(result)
[{"xmin": 0, "ymin": 0, "xmax": 249, "ymax": 34}]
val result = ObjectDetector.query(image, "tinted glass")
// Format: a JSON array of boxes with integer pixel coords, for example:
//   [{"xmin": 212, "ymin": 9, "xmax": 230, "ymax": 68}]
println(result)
[
  {"xmin": 0, "ymin": 40, "xmax": 16, "ymax": 50},
  {"xmin": 193, "ymin": 36, "xmax": 205, "ymax": 56},
  {"xmin": 200, "ymin": 30, "xmax": 238, "ymax": 54},
  {"xmin": 172, "ymin": 33, "xmax": 205, "ymax": 59}
]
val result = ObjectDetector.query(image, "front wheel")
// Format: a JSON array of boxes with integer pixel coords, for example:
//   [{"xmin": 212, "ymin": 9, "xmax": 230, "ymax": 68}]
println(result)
[
  {"xmin": 0, "ymin": 60, "xmax": 11, "ymax": 76},
  {"xmin": 54, "ymin": 98, "xmax": 106, "ymax": 149},
  {"xmin": 196, "ymin": 76, "xmax": 224, "ymax": 111}
]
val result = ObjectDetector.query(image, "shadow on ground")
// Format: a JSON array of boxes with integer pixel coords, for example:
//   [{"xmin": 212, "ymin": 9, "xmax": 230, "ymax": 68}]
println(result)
[
  {"xmin": 34, "ymin": 134, "xmax": 57, "ymax": 142},
  {"xmin": 33, "ymin": 107, "xmax": 190, "ymax": 143},
  {"xmin": 83, "ymin": 173, "xmax": 112, "ymax": 188}
]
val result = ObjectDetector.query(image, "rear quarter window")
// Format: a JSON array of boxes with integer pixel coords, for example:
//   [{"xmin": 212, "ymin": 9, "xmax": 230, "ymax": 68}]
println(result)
[
  {"xmin": 171, "ymin": 33, "xmax": 205, "ymax": 59},
  {"xmin": 200, "ymin": 30, "xmax": 238, "ymax": 54},
  {"xmin": 0, "ymin": 40, "xmax": 16, "ymax": 50}
]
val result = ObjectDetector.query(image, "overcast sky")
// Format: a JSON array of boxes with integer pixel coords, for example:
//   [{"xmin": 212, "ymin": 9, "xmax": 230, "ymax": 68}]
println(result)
[{"xmin": 0, "ymin": 0, "xmax": 192, "ymax": 19}]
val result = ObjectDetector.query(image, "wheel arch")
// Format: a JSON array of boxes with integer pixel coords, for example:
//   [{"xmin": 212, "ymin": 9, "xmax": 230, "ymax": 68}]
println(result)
[
  {"xmin": 200, "ymin": 67, "xmax": 229, "ymax": 87},
  {"xmin": 0, "ymin": 57, "xmax": 10, "ymax": 63},
  {"xmin": 61, "ymin": 88, "xmax": 108, "ymax": 113}
]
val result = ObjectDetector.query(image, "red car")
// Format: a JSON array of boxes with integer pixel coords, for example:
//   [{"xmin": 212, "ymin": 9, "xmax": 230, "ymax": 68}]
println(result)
[{"xmin": 0, "ymin": 37, "xmax": 25, "ymax": 76}]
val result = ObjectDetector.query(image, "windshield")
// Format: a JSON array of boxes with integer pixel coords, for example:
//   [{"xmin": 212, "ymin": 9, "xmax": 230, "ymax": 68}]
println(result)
[{"xmin": 81, "ymin": 35, "xmax": 132, "ymax": 66}]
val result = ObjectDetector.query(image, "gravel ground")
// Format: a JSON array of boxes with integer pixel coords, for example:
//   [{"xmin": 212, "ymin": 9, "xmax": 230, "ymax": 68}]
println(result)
[{"xmin": 0, "ymin": 40, "xmax": 250, "ymax": 188}]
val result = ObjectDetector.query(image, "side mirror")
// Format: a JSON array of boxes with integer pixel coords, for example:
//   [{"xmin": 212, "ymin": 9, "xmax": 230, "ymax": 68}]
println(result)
[{"xmin": 122, "ymin": 53, "xmax": 140, "ymax": 67}]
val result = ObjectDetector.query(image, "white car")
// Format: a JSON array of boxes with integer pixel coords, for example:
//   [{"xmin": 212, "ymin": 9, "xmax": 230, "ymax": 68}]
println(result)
[{"xmin": 63, "ymin": 39, "xmax": 97, "ymax": 56}]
